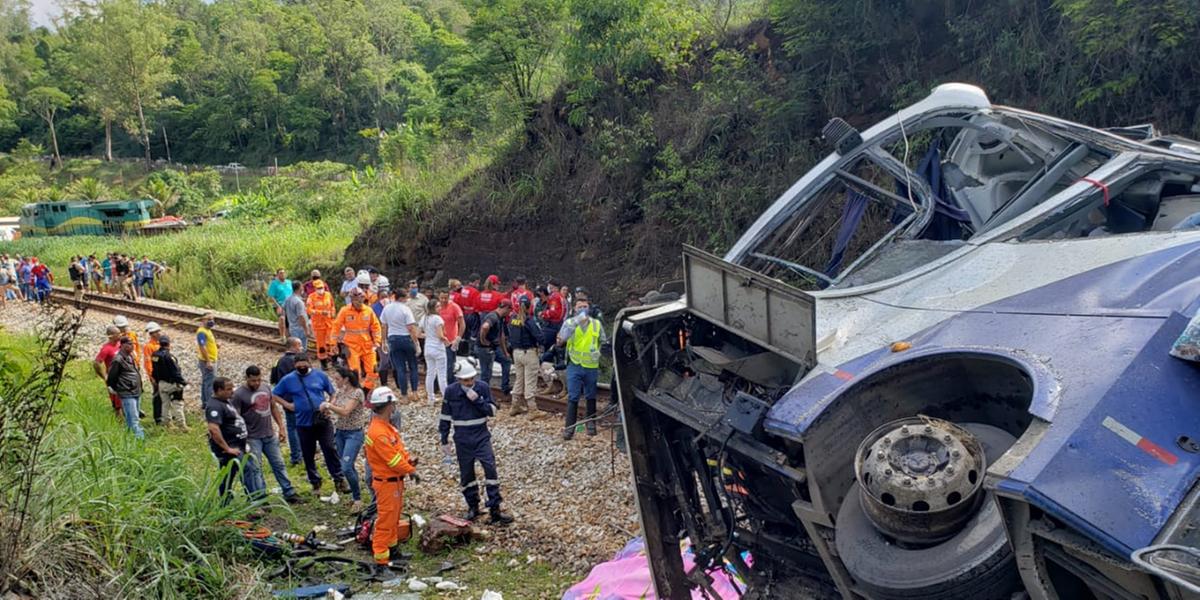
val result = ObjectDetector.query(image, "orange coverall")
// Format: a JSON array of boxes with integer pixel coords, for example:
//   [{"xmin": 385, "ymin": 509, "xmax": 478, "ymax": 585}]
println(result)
[
  {"xmin": 306, "ymin": 287, "xmax": 337, "ymax": 361},
  {"xmin": 333, "ymin": 303, "xmax": 382, "ymax": 389},
  {"xmin": 142, "ymin": 335, "xmax": 161, "ymax": 375},
  {"xmin": 363, "ymin": 416, "xmax": 415, "ymax": 564}
]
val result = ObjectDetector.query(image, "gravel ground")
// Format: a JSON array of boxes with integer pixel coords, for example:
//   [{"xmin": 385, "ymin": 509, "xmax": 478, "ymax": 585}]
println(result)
[{"xmin": 0, "ymin": 301, "xmax": 638, "ymax": 572}]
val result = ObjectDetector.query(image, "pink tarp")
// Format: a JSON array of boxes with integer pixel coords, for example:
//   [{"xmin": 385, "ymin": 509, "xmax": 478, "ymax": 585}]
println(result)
[{"xmin": 562, "ymin": 538, "xmax": 749, "ymax": 600}]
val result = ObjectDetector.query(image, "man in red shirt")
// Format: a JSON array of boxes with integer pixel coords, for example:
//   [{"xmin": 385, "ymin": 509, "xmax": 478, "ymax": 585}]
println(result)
[
  {"xmin": 510, "ymin": 276, "xmax": 534, "ymax": 309},
  {"xmin": 92, "ymin": 325, "xmax": 124, "ymax": 413},
  {"xmin": 476, "ymin": 278, "xmax": 504, "ymax": 315},
  {"xmin": 539, "ymin": 281, "xmax": 565, "ymax": 352},
  {"xmin": 458, "ymin": 274, "xmax": 481, "ymax": 342}
]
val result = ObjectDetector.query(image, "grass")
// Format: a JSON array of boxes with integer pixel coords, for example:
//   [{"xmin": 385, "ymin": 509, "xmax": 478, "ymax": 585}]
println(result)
[
  {"xmin": 0, "ymin": 330, "xmax": 579, "ymax": 598},
  {"xmin": 0, "ymin": 219, "xmax": 358, "ymax": 318}
]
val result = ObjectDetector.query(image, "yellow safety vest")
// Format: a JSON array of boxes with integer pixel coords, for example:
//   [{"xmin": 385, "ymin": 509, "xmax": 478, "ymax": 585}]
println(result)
[{"xmin": 566, "ymin": 319, "xmax": 601, "ymax": 369}]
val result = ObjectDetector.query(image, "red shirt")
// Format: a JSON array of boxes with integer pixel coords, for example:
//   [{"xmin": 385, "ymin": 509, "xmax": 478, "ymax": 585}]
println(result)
[
  {"xmin": 511, "ymin": 288, "xmax": 534, "ymax": 310},
  {"xmin": 540, "ymin": 291, "xmax": 565, "ymax": 323},
  {"xmin": 440, "ymin": 300, "xmax": 464, "ymax": 341},
  {"xmin": 95, "ymin": 340, "xmax": 120, "ymax": 368},
  {"xmin": 476, "ymin": 289, "xmax": 503, "ymax": 313},
  {"xmin": 456, "ymin": 286, "xmax": 479, "ymax": 314}
]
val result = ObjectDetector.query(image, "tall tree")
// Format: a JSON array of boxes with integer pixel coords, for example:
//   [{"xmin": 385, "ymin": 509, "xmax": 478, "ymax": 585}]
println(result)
[
  {"xmin": 467, "ymin": 0, "xmax": 565, "ymax": 104},
  {"xmin": 24, "ymin": 85, "xmax": 69, "ymax": 167},
  {"xmin": 69, "ymin": 0, "xmax": 175, "ymax": 166}
]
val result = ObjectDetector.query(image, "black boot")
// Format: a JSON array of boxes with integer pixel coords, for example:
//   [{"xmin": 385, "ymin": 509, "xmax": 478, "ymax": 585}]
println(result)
[
  {"xmin": 389, "ymin": 546, "xmax": 410, "ymax": 562},
  {"xmin": 463, "ymin": 506, "xmax": 481, "ymax": 521},
  {"xmin": 489, "ymin": 507, "xmax": 514, "ymax": 525},
  {"xmin": 370, "ymin": 563, "xmax": 397, "ymax": 581}
]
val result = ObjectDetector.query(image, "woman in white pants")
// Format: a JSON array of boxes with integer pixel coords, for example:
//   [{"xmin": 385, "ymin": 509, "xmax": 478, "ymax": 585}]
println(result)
[{"xmin": 422, "ymin": 297, "xmax": 450, "ymax": 403}]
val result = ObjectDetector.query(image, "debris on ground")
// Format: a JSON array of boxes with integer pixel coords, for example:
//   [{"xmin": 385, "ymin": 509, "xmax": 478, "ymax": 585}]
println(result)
[{"xmin": 0, "ymin": 304, "xmax": 636, "ymax": 571}]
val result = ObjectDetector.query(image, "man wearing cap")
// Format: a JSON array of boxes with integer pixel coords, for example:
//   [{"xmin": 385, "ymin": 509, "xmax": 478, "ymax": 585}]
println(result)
[
  {"xmin": 507, "ymin": 295, "xmax": 543, "ymax": 416},
  {"xmin": 267, "ymin": 268, "xmax": 292, "ymax": 340},
  {"xmin": 94, "ymin": 325, "xmax": 124, "ymax": 414},
  {"xmin": 306, "ymin": 279, "xmax": 337, "ymax": 368},
  {"xmin": 364, "ymin": 387, "xmax": 417, "ymax": 577},
  {"xmin": 458, "ymin": 274, "xmax": 482, "ymax": 343},
  {"xmin": 334, "ymin": 288, "xmax": 383, "ymax": 391},
  {"xmin": 557, "ymin": 297, "xmax": 608, "ymax": 440},
  {"xmin": 143, "ymin": 322, "xmax": 164, "ymax": 425},
  {"xmin": 440, "ymin": 358, "xmax": 513, "ymax": 524},
  {"xmin": 474, "ymin": 298, "xmax": 512, "ymax": 390},
  {"xmin": 106, "ymin": 336, "xmax": 145, "ymax": 439},
  {"xmin": 151, "ymin": 334, "xmax": 188, "ymax": 430}
]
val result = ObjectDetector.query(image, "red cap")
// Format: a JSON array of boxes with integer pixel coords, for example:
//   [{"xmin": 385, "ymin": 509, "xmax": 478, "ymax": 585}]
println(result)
[{"xmin": 486, "ymin": 274, "xmax": 500, "ymax": 285}]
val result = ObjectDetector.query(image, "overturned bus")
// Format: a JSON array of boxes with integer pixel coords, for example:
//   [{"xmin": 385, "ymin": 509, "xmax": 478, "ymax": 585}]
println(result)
[{"xmin": 613, "ymin": 83, "xmax": 1200, "ymax": 599}]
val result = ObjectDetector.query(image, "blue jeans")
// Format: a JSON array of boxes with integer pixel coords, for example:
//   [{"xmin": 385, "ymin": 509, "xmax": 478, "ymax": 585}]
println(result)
[
  {"xmin": 120, "ymin": 395, "xmax": 145, "ymax": 439},
  {"xmin": 565, "ymin": 364, "xmax": 598, "ymax": 432},
  {"xmin": 288, "ymin": 327, "xmax": 307, "ymax": 349},
  {"xmin": 198, "ymin": 361, "xmax": 215, "ymax": 413},
  {"xmin": 496, "ymin": 350, "xmax": 512, "ymax": 392},
  {"xmin": 335, "ymin": 429, "xmax": 365, "ymax": 501},
  {"xmin": 387, "ymin": 336, "xmax": 419, "ymax": 394},
  {"xmin": 246, "ymin": 436, "xmax": 296, "ymax": 499},
  {"xmin": 283, "ymin": 408, "xmax": 302, "ymax": 464}
]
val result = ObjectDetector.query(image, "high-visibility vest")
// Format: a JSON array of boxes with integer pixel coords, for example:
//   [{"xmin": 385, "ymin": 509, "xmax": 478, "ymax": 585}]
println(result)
[{"xmin": 566, "ymin": 319, "xmax": 601, "ymax": 369}]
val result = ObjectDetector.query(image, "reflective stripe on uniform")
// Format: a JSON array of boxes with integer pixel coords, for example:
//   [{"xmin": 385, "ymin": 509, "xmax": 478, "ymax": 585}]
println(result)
[
  {"xmin": 363, "ymin": 436, "xmax": 374, "ymax": 446},
  {"xmin": 482, "ymin": 479, "xmax": 500, "ymax": 486},
  {"xmin": 374, "ymin": 551, "xmax": 389, "ymax": 560},
  {"xmin": 440, "ymin": 415, "xmax": 489, "ymax": 427},
  {"xmin": 387, "ymin": 453, "xmax": 404, "ymax": 467}
]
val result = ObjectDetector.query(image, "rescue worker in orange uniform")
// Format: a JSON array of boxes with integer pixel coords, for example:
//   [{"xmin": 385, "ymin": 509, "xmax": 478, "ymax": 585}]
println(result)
[
  {"xmin": 305, "ymin": 279, "xmax": 337, "ymax": 368},
  {"xmin": 363, "ymin": 387, "xmax": 417, "ymax": 580},
  {"xmin": 334, "ymin": 288, "xmax": 383, "ymax": 390}
]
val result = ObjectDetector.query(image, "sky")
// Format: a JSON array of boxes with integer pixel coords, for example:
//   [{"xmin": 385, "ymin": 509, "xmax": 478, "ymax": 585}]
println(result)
[{"xmin": 28, "ymin": 0, "xmax": 59, "ymax": 27}]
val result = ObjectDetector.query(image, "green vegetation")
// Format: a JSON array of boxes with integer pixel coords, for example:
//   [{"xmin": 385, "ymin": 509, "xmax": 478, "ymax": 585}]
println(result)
[{"xmin": 0, "ymin": 327, "xmax": 574, "ymax": 597}]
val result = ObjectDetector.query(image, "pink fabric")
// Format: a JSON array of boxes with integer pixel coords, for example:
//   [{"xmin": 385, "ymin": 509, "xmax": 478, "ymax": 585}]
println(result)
[{"xmin": 562, "ymin": 538, "xmax": 748, "ymax": 600}]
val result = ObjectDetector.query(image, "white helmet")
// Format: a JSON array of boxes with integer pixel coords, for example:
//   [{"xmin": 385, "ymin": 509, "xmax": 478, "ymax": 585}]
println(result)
[
  {"xmin": 356, "ymin": 272, "xmax": 371, "ymax": 286},
  {"xmin": 369, "ymin": 387, "xmax": 398, "ymax": 406},
  {"xmin": 112, "ymin": 315, "xmax": 129, "ymax": 328},
  {"xmin": 146, "ymin": 322, "xmax": 162, "ymax": 333},
  {"xmin": 454, "ymin": 357, "xmax": 479, "ymax": 380}
]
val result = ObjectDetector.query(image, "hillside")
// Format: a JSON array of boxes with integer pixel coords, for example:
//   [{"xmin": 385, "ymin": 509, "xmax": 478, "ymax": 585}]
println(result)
[{"xmin": 348, "ymin": 0, "xmax": 1200, "ymax": 308}]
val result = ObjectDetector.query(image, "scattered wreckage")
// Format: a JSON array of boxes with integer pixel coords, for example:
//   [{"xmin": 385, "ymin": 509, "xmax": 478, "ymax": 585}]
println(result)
[{"xmin": 613, "ymin": 83, "xmax": 1200, "ymax": 599}]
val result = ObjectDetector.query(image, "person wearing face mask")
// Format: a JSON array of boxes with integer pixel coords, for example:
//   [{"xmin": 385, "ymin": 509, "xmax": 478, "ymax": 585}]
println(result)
[
  {"xmin": 272, "ymin": 354, "xmax": 347, "ymax": 494},
  {"xmin": 556, "ymin": 298, "xmax": 609, "ymax": 440},
  {"xmin": 196, "ymin": 312, "xmax": 220, "ymax": 414}
]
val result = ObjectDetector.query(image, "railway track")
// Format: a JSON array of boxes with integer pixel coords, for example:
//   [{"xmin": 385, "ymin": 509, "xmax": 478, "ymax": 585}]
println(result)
[{"xmin": 48, "ymin": 286, "xmax": 611, "ymax": 416}]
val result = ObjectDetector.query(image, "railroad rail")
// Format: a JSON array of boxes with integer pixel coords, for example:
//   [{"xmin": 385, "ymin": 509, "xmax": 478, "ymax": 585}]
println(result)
[{"xmin": 48, "ymin": 286, "xmax": 612, "ymax": 416}]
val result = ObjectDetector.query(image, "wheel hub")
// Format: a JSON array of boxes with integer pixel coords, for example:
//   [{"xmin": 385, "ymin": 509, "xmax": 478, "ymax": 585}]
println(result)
[{"xmin": 855, "ymin": 416, "xmax": 987, "ymax": 544}]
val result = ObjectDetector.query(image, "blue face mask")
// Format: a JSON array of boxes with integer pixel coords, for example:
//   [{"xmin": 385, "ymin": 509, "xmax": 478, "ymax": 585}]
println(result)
[
  {"xmin": 576, "ymin": 308, "xmax": 589, "ymax": 319},
  {"xmin": 409, "ymin": 288, "xmax": 419, "ymax": 297}
]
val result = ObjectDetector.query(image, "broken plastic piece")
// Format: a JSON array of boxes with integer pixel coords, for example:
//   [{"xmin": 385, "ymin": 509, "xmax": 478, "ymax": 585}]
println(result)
[
  {"xmin": 270, "ymin": 583, "xmax": 350, "ymax": 599},
  {"xmin": 1170, "ymin": 312, "xmax": 1200, "ymax": 362}
]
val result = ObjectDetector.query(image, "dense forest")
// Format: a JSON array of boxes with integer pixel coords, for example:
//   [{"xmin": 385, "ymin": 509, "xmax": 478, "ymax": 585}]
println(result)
[{"xmin": 4, "ymin": 0, "xmax": 1200, "ymax": 303}]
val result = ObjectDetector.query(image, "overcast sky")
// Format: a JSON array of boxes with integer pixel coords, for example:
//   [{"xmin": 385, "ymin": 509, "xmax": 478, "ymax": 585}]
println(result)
[{"xmin": 28, "ymin": 0, "xmax": 59, "ymax": 27}]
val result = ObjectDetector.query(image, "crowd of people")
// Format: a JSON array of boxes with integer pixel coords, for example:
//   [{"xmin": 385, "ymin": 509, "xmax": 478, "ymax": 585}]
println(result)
[
  {"xmin": 85, "ymin": 264, "xmax": 615, "ymax": 580},
  {"xmin": 0, "ymin": 252, "xmax": 169, "ymax": 307}
]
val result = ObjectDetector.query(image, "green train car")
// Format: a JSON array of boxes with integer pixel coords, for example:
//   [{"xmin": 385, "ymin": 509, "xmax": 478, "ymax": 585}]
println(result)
[{"xmin": 18, "ymin": 200, "xmax": 156, "ymax": 236}]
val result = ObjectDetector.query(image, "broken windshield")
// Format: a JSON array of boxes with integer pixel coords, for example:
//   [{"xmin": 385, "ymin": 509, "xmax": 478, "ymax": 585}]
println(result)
[{"xmin": 736, "ymin": 107, "xmax": 1109, "ymax": 290}]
